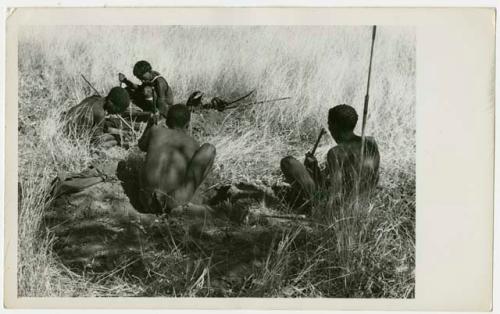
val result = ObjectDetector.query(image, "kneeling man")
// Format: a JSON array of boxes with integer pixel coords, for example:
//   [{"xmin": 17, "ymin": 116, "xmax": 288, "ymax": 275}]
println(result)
[
  {"xmin": 138, "ymin": 104, "xmax": 216, "ymax": 217},
  {"xmin": 65, "ymin": 87, "xmax": 131, "ymax": 148},
  {"xmin": 280, "ymin": 104, "xmax": 380, "ymax": 212}
]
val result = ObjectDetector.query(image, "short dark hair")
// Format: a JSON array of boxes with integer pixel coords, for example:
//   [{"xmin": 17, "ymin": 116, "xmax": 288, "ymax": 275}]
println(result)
[
  {"xmin": 105, "ymin": 87, "xmax": 130, "ymax": 114},
  {"xmin": 328, "ymin": 104, "xmax": 358, "ymax": 131},
  {"xmin": 133, "ymin": 60, "xmax": 152, "ymax": 77},
  {"xmin": 166, "ymin": 104, "xmax": 191, "ymax": 128}
]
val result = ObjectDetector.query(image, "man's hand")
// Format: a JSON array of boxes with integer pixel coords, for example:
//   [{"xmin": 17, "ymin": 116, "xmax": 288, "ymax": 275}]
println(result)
[
  {"xmin": 146, "ymin": 111, "xmax": 160, "ymax": 127},
  {"xmin": 118, "ymin": 73, "xmax": 127, "ymax": 82},
  {"xmin": 153, "ymin": 111, "xmax": 161, "ymax": 125},
  {"xmin": 304, "ymin": 152, "xmax": 319, "ymax": 172},
  {"xmin": 210, "ymin": 97, "xmax": 228, "ymax": 112}
]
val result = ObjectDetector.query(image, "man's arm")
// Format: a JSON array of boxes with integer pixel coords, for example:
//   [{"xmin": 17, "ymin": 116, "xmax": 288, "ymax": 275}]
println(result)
[
  {"xmin": 119, "ymin": 73, "xmax": 139, "ymax": 90},
  {"xmin": 138, "ymin": 118, "xmax": 156, "ymax": 152},
  {"xmin": 154, "ymin": 77, "xmax": 173, "ymax": 117},
  {"xmin": 122, "ymin": 78, "xmax": 139, "ymax": 90},
  {"xmin": 304, "ymin": 152, "xmax": 324, "ymax": 186}
]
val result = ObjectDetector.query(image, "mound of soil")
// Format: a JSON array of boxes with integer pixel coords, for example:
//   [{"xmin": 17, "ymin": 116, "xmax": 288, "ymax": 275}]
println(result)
[{"xmin": 44, "ymin": 148, "xmax": 313, "ymax": 287}]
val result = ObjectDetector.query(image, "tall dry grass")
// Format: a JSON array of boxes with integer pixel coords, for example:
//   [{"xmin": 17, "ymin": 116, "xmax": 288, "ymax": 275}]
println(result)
[{"xmin": 18, "ymin": 26, "xmax": 415, "ymax": 297}]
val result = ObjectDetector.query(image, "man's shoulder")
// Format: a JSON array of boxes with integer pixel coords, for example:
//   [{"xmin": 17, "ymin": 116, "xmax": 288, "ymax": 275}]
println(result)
[
  {"xmin": 91, "ymin": 97, "xmax": 106, "ymax": 116},
  {"xmin": 364, "ymin": 136, "xmax": 379, "ymax": 154},
  {"xmin": 152, "ymin": 72, "xmax": 168, "ymax": 83},
  {"xmin": 150, "ymin": 124, "xmax": 169, "ymax": 134},
  {"xmin": 327, "ymin": 145, "xmax": 350, "ymax": 160},
  {"xmin": 327, "ymin": 138, "xmax": 374, "ymax": 157},
  {"xmin": 365, "ymin": 136, "xmax": 377, "ymax": 145},
  {"xmin": 150, "ymin": 127, "xmax": 195, "ymax": 144},
  {"xmin": 89, "ymin": 95, "xmax": 104, "ymax": 101},
  {"xmin": 77, "ymin": 95, "xmax": 104, "ymax": 107}
]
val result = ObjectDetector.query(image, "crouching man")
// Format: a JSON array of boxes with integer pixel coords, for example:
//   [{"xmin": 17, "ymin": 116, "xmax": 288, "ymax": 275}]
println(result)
[
  {"xmin": 137, "ymin": 104, "xmax": 216, "ymax": 218},
  {"xmin": 280, "ymin": 104, "xmax": 380, "ymax": 213},
  {"xmin": 65, "ymin": 87, "xmax": 131, "ymax": 148}
]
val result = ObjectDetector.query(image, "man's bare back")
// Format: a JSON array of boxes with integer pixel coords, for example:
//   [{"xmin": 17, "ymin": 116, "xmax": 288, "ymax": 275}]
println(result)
[
  {"xmin": 326, "ymin": 136, "xmax": 380, "ymax": 198},
  {"xmin": 138, "ymin": 105, "xmax": 216, "ymax": 216},
  {"xmin": 65, "ymin": 87, "xmax": 131, "ymax": 148},
  {"xmin": 139, "ymin": 125, "xmax": 199, "ymax": 201}
]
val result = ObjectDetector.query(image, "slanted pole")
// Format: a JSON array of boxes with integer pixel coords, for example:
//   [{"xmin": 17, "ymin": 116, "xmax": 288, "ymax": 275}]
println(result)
[
  {"xmin": 356, "ymin": 25, "xmax": 377, "ymax": 202},
  {"xmin": 81, "ymin": 74, "xmax": 102, "ymax": 97}
]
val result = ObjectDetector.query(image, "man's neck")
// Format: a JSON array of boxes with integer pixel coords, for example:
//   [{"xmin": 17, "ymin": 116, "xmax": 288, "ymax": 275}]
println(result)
[
  {"xmin": 171, "ymin": 127, "xmax": 187, "ymax": 133},
  {"xmin": 337, "ymin": 131, "xmax": 359, "ymax": 143}
]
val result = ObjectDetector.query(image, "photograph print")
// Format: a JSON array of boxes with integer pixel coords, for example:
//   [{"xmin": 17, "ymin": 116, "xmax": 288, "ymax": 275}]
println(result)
[{"xmin": 17, "ymin": 24, "xmax": 415, "ymax": 298}]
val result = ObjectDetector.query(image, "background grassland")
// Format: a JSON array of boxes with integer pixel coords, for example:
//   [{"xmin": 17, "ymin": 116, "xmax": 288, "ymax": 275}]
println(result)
[{"xmin": 18, "ymin": 26, "xmax": 415, "ymax": 297}]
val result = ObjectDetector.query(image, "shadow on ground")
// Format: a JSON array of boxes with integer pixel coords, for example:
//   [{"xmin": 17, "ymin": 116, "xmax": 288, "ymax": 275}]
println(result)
[{"xmin": 44, "ymin": 148, "xmax": 314, "ymax": 296}]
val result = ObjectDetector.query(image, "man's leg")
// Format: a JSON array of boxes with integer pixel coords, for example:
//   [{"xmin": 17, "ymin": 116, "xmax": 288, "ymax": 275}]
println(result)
[
  {"xmin": 171, "ymin": 143, "xmax": 216, "ymax": 216},
  {"xmin": 184, "ymin": 143, "xmax": 216, "ymax": 195},
  {"xmin": 170, "ymin": 203, "xmax": 215, "ymax": 219},
  {"xmin": 93, "ymin": 133, "xmax": 118, "ymax": 148},
  {"xmin": 280, "ymin": 156, "xmax": 316, "ymax": 211},
  {"xmin": 280, "ymin": 156, "xmax": 316, "ymax": 195}
]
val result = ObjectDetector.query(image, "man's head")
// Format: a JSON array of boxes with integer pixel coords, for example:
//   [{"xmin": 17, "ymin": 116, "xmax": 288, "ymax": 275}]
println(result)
[
  {"xmin": 133, "ymin": 60, "xmax": 153, "ymax": 82},
  {"xmin": 142, "ymin": 85, "xmax": 154, "ymax": 100},
  {"xmin": 104, "ymin": 87, "xmax": 130, "ymax": 114},
  {"xmin": 166, "ymin": 104, "xmax": 191, "ymax": 129},
  {"xmin": 328, "ymin": 104, "xmax": 358, "ymax": 142}
]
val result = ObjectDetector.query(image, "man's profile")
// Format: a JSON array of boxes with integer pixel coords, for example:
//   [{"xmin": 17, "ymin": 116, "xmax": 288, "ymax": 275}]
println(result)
[
  {"xmin": 280, "ymin": 104, "xmax": 380, "ymax": 212},
  {"xmin": 65, "ymin": 86, "xmax": 131, "ymax": 148}
]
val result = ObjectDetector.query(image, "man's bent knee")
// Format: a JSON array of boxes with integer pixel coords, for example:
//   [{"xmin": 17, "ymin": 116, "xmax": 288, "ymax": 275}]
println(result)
[
  {"xmin": 280, "ymin": 156, "xmax": 301, "ymax": 177},
  {"xmin": 193, "ymin": 143, "xmax": 216, "ymax": 168},
  {"xmin": 199, "ymin": 143, "xmax": 216, "ymax": 159},
  {"xmin": 280, "ymin": 156, "xmax": 315, "ymax": 194},
  {"xmin": 280, "ymin": 156, "xmax": 295, "ymax": 171}
]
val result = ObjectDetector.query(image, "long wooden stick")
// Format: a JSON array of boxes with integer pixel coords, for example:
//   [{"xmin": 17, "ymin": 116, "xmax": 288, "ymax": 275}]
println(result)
[
  {"xmin": 226, "ymin": 89, "xmax": 255, "ymax": 105},
  {"xmin": 311, "ymin": 128, "xmax": 326, "ymax": 156},
  {"xmin": 80, "ymin": 74, "xmax": 101, "ymax": 97},
  {"xmin": 224, "ymin": 96, "xmax": 290, "ymax": 110},
  {"xmin": 357, "ymin": 25, "xmax": 377, "ymax": 197}
]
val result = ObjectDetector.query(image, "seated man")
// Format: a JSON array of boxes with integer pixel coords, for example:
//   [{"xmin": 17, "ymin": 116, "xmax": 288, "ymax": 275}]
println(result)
[
  {"xmin": 119, "ymin": 60, "xmax": 174, "ymax": 119},
  {"xmin": 280, "ymin": 104, "xmax": 380, "ymax": 213},
  {"xmin": 137, "ymin": 104, "xmax": 216, "ymax": 218},
  {"xmin": 65, "ymin": 87, "xmax": 131, "ymax": 148}
]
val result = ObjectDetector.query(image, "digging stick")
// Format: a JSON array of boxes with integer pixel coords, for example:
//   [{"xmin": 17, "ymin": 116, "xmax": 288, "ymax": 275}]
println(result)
[
  {"xmin": 356, "ymin": 25, "xmax": 377, "ymax": 197},
  {"xmin": 224, "ymin": 96, "xmax": 291, "ymax": 110},
  {"xmin": 310, "ymin": 128, "xmax": 326, "ymax": 156}
]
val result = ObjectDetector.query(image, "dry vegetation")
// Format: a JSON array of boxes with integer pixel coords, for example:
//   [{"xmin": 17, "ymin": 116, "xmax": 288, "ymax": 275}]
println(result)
[{"xmin": 18, "ymin": 26, "xmax": 415, "ymax": 297}]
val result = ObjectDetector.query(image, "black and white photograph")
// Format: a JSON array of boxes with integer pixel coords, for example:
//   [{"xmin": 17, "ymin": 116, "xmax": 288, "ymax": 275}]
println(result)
[{"xmin": 15, "ymin": 22, "xmax": 416, "ymax": 299}]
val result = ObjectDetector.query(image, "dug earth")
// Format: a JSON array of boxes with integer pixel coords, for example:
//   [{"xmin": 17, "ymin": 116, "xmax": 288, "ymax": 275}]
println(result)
[{"xmin": 44, "ymin": 147, "xmax": 316, "ymax": 295}]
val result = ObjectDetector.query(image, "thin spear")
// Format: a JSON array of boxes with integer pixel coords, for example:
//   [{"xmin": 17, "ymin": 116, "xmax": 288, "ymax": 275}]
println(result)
[
  {"xmin": 356, "ymin": 25, "xmax": 377, "ymax": 201},
  {"xmin": 80, "ymin": 74, "xmax": 101, "ymax": 97},
  {"xmin": 225, "ymin": 96, "xmax": 291, "ymax": 110},
  {"xmin": 226, "ymin": 89, "xmax": 255, "ymax": 105}
]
